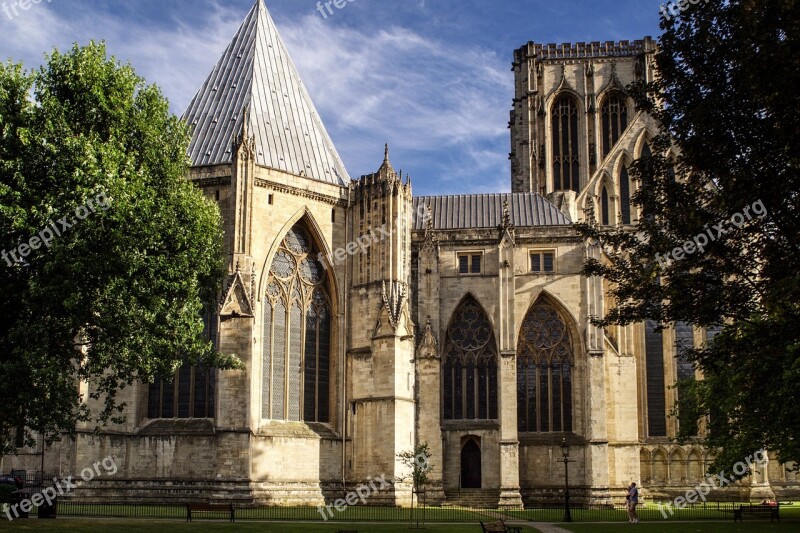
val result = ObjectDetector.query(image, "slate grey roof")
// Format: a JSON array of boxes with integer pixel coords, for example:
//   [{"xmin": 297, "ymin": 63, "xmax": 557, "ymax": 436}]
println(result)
[
  {"xmin": 182, "ymin": 0, "xmax": 350, "ymax": 186},
  {"xmin": 412, "ymin": 193, "xmax": 572, "ymax": 230}
]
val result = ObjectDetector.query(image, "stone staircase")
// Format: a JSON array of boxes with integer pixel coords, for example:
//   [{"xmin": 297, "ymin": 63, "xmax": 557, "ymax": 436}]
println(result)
[{"xmin": 444, "ymin": 488, "xmax": 501, "ymax": 509}]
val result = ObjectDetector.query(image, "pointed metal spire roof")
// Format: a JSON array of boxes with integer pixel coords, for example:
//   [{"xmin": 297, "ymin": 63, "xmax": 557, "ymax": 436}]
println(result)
[{"xmin": 182, "ymin": 0, "xmax": 350, "ymax": 186}]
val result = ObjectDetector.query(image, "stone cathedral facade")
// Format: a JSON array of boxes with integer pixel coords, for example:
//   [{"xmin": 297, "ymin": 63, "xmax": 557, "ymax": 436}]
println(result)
[{"xmin": 5, "ymin": 0, "xmax": 798, "ymax": 506}]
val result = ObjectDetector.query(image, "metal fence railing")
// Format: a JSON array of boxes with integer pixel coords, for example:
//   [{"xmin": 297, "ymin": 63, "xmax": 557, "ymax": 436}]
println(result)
[{"xmin": 46, "ymin": 500, "xmax": 798, "ymax": 522}]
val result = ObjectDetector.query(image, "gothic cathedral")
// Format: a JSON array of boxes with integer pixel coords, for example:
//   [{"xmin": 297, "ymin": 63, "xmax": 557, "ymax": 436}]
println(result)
[{"xmin": 5, "ymin": 0, "xmax": 797, "ymax": 506}]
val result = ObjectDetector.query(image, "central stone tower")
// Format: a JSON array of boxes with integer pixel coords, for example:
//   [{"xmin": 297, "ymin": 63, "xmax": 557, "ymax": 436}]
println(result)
[{"xmin": 345, "ymin": 147, "xmax": 416, "ymax": 504}]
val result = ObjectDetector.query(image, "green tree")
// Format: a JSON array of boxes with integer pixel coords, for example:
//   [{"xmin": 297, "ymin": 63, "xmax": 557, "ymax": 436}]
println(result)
[
  {"xmin": 0, "ymin": 42, "xmax": 239, "ymax": 453},
  {"xmin": 397, "ymin": 442, "xmax": 432, "ymax": 525},
  {"xmin": 581, "ymin": 0, "xmax": 799, "ymax": 475},
  {"xmin": 397, "ymin": 442, "xmax": 432, "ymax": 493}
]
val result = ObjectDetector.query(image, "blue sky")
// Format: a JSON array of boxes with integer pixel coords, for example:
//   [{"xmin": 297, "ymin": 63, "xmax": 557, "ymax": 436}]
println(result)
[{"xmin": 0, "ymin": 0, "xmax": 662, "ymax": 196}]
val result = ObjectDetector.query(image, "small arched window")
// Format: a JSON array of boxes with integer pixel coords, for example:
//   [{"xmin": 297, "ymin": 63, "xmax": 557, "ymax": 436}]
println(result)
[
  {"xmin": 640, "ymin": 143, "xmax": 655, "ymax": 223},
  {"xmin": 601, "ymin": 186, "xmax": 610, "ymax": 225},
  {"xmin": 601, "ymin": 94, "xmax": 628, "ymax": 157},
  {"xmin": 551, "ymin": 96, "xmax": 581, "ymax": 192},
  {"xmin": 620, "ymin": 166, "xmax": 631, "ymax": 225},
  {"xmin": 442, "ymin": 297, "xmax": 498, "ymax": 420}
]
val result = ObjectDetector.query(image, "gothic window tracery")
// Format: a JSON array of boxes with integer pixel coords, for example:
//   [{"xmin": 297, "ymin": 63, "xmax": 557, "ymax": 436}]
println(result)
[
  {"xmin": 263, "ymin": 224, "xmax": 330, "ymax": 422},
  {"xmin": 601, "ymin": 93, "xmax": 628, "ymax": 157},
  {"xmin": 552, "ymin": 95, "xmax": 581, "ymax": 192},
  {"xmin": 442, "ymin": 297, "xmax": 498, "ymax": 420},
  {"xmin": 517, "ymin": 301, "xmax": 573, "ymax": 432}
]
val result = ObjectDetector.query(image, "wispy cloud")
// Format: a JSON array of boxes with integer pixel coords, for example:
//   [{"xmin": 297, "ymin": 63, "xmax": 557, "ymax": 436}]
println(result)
[
  {"xmin": 279, "ymin": 14, "xmax": 512, "ymax": 193},
  {"xmin": 0, "ymin": 0, "xmax": 659, "ymax": 196}
]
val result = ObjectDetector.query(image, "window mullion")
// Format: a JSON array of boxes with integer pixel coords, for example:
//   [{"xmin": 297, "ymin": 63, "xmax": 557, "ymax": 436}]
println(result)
[
  {"xmin": 535, "ymin": 364, "xmax": 541, "ymax": 432},
  {"xmin": 316, "ymin": 314, "xmax": 321, "ymax": 422}
]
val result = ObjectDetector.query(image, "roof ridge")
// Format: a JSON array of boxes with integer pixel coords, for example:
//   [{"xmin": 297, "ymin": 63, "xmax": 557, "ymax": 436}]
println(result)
[{"xmin": 415, "ymin": 191, "xmax": 549, "ymax": 199}]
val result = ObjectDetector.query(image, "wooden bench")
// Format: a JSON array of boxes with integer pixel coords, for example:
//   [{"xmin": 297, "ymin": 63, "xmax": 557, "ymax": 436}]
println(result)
[
  {"xmin": 480, "ymin": 519, "xmax": 522, "ymax": 533},
  {"xmin": 186, "ymin": 502, "xmax": 235, "ymax": 522},
  {"xmin": 733, "ymin": 504, "xmax": 780, "ymax": 522}
]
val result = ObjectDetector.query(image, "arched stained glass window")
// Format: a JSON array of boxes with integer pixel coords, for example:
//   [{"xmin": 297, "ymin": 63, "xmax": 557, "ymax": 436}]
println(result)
[
  {"xmin": 263, "ymin": 224, "xmax": 330, "ymax": 422},
  {"xmin": 551, "ymin": 96, "xmax": 581, "ymax": 192},
  {"xmin": 443, "ymin": 297, "xmax": 498, "ymax": 420},
  {"xmin": 601, "ymin": 94, "xmax": 628, "ymax": 157},
  {"xmin": 517, "ymin": 301, "xmax": 573, "ymax": 433}
]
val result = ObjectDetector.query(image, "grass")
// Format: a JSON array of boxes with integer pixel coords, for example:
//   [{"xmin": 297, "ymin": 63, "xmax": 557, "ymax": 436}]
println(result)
[
  {"xmin": 503, "ymin": 502, "xmax": 800, "ymax": 522},
  {"xmin": 236, "ymin": 506, "xmax": 490, "ymax": 521},
  {"xmin": 0, "ymin": 518, "xmax": 542, "ymax": 532},
  {"xmin": 562, "ymin": 522, "xmax": 796, "ymax": 533}
]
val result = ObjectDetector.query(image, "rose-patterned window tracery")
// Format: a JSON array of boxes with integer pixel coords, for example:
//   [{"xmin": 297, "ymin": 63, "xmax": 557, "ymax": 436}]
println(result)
[
  {"xmin": 442, "ymin": 296, "xmax": 498, "ymax": 420},
  {"xmin": 517, "ymin": 301, "xmax": 573, "ymax": 432},
  {"xmin": 263, "ymin": 225, "xmax": 330, "ymax": 422}
]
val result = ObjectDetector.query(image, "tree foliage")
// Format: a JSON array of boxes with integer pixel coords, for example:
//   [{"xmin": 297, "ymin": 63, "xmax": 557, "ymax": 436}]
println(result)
[
  {"xmin": 580, "ymin": 0, "xmax": 799, "ymax": 474},
  {"xmin": 0, "ymin": 42, "xmax": 239, "ymax": 453},
  {"xmin": 397, "ymin": 442, "xmax": 432, "ymax": 492}
]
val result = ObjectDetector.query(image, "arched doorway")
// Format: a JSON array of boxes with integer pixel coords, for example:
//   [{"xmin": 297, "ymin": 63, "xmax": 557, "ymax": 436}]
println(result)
[{"xmin": 461, "ymin": 438, "xmax": 482, "ymax": 488}]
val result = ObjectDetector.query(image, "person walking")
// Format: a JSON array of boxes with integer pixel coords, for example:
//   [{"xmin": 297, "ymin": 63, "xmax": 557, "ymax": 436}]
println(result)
[{"xmin": 626, "ymin": 482, "xmax": 639, "ymax": 524}]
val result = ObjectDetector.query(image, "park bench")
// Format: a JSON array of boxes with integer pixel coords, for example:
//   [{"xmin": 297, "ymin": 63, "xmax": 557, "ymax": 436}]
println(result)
[
  {"xmin": 480, "ymin": 519, "xmax": 522, "ymax": 533},
  {"xmin": 733, "ymin": 504, "xmax": 780, "ymax": 522},
  {"xmin": 186, "ymin": 502, "xmax": 236, "ymax": 522}
]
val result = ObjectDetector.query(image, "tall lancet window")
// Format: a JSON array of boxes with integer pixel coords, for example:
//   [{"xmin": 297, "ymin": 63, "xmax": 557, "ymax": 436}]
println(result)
[
  {"xmin": 620, "ymin": 166, "xmax": 632, "ymax": 225},
  {"xmin": 263, "ymin": 225, "xmax": 331, "ymax": 423},
  {"xmin": 442, "ymin": 296, "xmax": 498, "ymax": 420},
  {"xmin": 551, "ymin": 95, "xmax": 581, "ymax": 192},
  {"xmin": 517, "ymin": 300, "xmax": 574, "ymax": 433},
  {"xmin": 601, "ymin": 94, "xmax": 628, "ymax": 157},
  {"xmin": 601, "ymin": 186, "xmax": 611, "ymax": 225}
]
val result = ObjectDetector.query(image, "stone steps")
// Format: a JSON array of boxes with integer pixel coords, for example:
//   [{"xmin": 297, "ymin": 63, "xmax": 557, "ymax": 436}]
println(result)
[{"xmin": 444, "ymin": 489, "xmax": 501, "ymax": 509}]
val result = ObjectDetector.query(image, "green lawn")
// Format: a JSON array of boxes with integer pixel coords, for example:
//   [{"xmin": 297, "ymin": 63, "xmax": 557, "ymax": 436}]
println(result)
[
  {"xmin": 562, "ymin": 522, "xmax": 795, "ymax": 533},
  {"xmin": 504, "ymin": 502, "xmax": 800, "ymax": 523},
  {"xmin": 0, "ymin": 518, "xmax": 542, "ymax": 532},
  {"xmin": 47, "ymin": 504, "xmax": 496, "ymax": 522}
]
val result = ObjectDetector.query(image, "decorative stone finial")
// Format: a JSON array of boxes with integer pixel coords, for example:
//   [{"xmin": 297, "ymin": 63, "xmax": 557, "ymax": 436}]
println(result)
[
  {"xmin": 417, "ymin": 316, "xmax": 439, "ymax": 360},
  {"xmin": 502, "ymin": 200, "xmax": 513, "ymax": 228}
]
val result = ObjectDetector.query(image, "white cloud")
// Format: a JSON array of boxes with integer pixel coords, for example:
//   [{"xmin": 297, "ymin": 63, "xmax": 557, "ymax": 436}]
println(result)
[
  {"xmin": 0, "ymin": 1, "xmax": 514, "ymax": 194},
  {"xmin": 0, "ymin": 0, "xmax": 239, "ymax": 113},
  {"xmin": 279, "ymin": 14, "xmax": 513, "ymax": 190}
]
